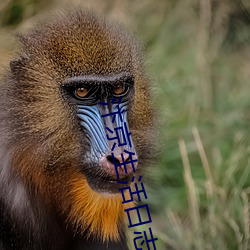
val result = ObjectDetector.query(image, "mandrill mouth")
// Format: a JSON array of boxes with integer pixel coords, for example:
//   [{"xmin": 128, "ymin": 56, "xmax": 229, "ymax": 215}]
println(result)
[
  {"xmin": 80, "ymin": 163, "xmax": 134, "ymax": 194},
  {"xmin": 102, "ymin": 173, "xmax": 133, "ymax": 185},
  {"xmin": 80, "ymin": 150, "xmax": 138, "ymax": 194}
]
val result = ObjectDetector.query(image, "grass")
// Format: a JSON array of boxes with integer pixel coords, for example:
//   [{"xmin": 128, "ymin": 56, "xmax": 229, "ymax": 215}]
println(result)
[
  {"xmin": 1, "ymin": 0, "xmax": 250, "ymax": 249},
  {"xmin": 142, "ymin": 1, "xmax": 250, "ymax": 249}
]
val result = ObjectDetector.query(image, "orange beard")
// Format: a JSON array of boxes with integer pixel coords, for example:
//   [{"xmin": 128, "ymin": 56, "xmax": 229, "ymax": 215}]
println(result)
[{"xmin": 67, "ymin": 174, "xmax": 134, "ymax": 242}]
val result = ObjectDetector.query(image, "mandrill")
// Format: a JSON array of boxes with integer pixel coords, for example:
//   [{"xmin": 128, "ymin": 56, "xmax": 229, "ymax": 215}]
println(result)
[{"xmin": 0, "ymin": 9, "xmax": 154, "ymax": 250}]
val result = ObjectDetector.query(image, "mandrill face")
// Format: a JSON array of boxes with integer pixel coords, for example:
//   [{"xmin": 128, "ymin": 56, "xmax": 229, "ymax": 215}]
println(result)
[
  {"xmin": 62, "ymin": 73, "xmax": 137, "ymax": 194},
  {"xmin": 0, "ymin": 10, "xmax": 154, "ymax": 242}
]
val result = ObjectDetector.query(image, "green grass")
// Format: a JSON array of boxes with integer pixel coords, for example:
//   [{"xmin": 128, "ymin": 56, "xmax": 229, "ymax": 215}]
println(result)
[
  {"xmin": 140, "ymin": 1, "xmax": 250, "ymax": 249},
  {"xmin": 1, "ymin": 0, "xmax": 250, "ymax": 249}
]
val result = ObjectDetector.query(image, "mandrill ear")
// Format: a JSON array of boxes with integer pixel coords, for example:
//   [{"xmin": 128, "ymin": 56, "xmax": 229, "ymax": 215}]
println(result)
[
  {"xmin": 10, "ymin": 34, "xmax": 29, "ymax": 74},
  {"xmin": 9, "ymin": 58, "xmax": 21, "ymax": 72},
  {"xmin": 9, "ymin": 57, "xmax": 27, "ymax": 76}
]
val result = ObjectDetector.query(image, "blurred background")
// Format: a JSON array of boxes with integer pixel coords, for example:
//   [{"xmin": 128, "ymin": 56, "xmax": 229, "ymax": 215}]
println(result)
[{"xmin": 1, "ymin": 0, "xmax": 250, "ymax": 249}]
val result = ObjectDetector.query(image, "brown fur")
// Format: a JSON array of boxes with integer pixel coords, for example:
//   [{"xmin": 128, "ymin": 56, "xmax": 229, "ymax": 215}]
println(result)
[{"xmin": 0, "ymin": 9, "xmax": 153, "ymax": 245}]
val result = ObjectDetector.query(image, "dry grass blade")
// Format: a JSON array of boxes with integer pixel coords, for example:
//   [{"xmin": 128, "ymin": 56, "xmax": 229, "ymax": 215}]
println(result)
[
  {"xmin": 192, "ymin": 126, "xmax": 214, "ymax": 195},
  {"xmin": 178, "ymin": 139, "xmax": 203, "ymax": 249},
  {"xmin": 241, "ymin": 191, "xmax": 250, "ymax": 250}
]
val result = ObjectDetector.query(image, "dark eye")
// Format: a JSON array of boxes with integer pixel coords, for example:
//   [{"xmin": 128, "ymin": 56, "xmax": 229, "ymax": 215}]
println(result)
[
  {"xmin": 74, "ymin": 87, "xmax": 89, "ymax": 98},
  {"xmin": 113, "ymin": 84, "xmax": 126, "ymax": 96}
]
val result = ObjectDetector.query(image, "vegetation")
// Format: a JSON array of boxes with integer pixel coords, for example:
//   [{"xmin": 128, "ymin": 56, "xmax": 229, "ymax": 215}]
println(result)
[{"xmin": 1, "ymin": 0, "xmax": 250, "ymax": 249}]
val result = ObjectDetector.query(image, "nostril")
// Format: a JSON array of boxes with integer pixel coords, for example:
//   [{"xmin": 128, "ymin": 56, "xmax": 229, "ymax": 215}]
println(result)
[
  {"xmin": 106, "ymin": 155, "xmax": 120, "ymax": 165},
  {"xmin": 101, "ymin": 153, "xmax": 137, "ymax": 176},
  {"xmin": 106, "ymin": 153, "xmax": 131, "ymax": 165},
  {"xmin": 125, "ymin": 155, "xmax": 130, "ymax": 162}
]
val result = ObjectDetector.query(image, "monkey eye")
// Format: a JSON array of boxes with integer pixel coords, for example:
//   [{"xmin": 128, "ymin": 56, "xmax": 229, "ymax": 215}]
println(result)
[
  {"xmin": 113, "ymin": 84, "xmax": 126, "ymax": 96},
  {"xmin": 75, "ymin": 87, "xmax": 89, "ymax": 98}
]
